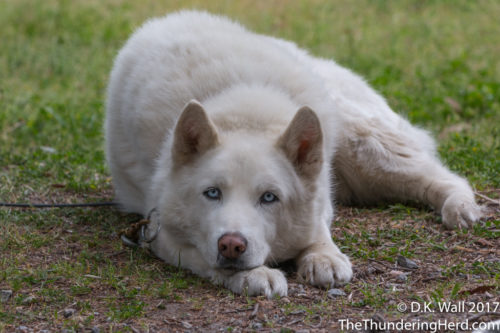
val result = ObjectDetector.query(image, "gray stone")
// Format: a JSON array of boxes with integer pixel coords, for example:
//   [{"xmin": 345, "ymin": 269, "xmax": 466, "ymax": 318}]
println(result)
[
  {"xmin": 252, "ymin": 322, "xmax": 263, "ymax": 329},
  {"xmin": 396, "ymin": 274, "xmax": 408, "ymax": 282},
  {"xmin": 327, "ymin": 288, "xmax": 346, "ymax": 297},
  {"xmin": 1, "ymin": 290, "xmax": 13, "ymax": 303},
  {"xmin": 181, "ymin": 321, "xmax": 192, "ymax": 329},
  {"xmin": 397, "ymin": 255, "xmax": 418, "ymax": 269},
  {"xmin": 21, "ymin": 295, "xmax": 36, "ymax": 305},
  {"xmin": 63, "ymin": 308, "xmax": 75, "ymax": 318}
]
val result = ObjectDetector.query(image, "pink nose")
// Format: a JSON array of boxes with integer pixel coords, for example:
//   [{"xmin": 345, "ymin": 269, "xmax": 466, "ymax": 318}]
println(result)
[{"xmin": 218, "ymin": 232, "xmax": 247, "ymax": 259}]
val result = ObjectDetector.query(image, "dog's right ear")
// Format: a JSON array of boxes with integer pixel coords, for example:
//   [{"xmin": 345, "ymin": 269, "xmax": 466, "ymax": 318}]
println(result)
[{"xmin": 172, "ymin": 100, "xmax": 219, "ymax": 166}]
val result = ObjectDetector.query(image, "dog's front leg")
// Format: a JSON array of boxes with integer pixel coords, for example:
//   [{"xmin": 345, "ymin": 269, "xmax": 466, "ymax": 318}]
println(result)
[
  {"xmin": 213, "ymin": 266, "xmax": 288, "ymax": 298},
  {"xmin": 296, "ymin": 223, "xmax": 353, "ymax": 288}
]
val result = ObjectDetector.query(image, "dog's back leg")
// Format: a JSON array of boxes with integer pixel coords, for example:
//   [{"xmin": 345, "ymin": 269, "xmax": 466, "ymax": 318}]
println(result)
[{"xmin": 333, "ymin": 117, "xmax": 482, "ymax": 228}]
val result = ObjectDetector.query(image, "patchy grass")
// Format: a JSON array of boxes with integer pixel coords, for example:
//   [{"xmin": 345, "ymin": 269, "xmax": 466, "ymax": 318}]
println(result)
[{"xmin": 1, "ymin": 0, "xmax": 499, "ymax": 331}]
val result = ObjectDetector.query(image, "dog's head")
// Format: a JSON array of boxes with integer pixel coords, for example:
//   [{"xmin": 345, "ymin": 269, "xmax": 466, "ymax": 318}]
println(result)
[{"xmin": 156, "ymin": 100, "xmax": 325, "ymax": 272}]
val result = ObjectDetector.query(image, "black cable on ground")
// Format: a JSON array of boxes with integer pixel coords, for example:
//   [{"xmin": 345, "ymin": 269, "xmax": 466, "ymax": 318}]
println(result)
[{"xmin": 0, "ymin": 202, "xmax": 117, "ymax": 208}]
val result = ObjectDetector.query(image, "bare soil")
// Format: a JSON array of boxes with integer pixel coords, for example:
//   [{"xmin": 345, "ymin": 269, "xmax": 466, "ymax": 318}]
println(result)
[{"xmin": 2, "ymin": 191, "xmax": 499, "ymax": 332}]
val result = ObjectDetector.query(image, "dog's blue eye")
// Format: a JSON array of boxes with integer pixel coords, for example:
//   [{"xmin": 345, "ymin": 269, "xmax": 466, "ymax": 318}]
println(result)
[
  {"xmin": 260, "ymin": 191, "xmax": 278, "ymax": 204},
  {"xmin": 204, "ymin": 187, "xmax": 221, "ymax": 200}
]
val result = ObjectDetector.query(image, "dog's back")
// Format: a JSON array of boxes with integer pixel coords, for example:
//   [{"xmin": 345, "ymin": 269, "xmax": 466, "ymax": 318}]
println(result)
[{"xmin": 105, "ymin": 10, "xmax": 336, "ymax": 213}]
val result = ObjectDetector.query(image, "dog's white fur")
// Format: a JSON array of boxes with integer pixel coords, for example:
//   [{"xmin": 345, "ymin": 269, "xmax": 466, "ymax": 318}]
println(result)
[{"xmin": 105, "ymin": 11, "xmax": 482, "ymax": 297}]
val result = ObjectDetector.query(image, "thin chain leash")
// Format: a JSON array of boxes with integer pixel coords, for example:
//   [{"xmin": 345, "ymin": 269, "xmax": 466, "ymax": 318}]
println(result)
[{"xmin": 2, "ymin": 200, "xmax": 161, "ymax": 250}]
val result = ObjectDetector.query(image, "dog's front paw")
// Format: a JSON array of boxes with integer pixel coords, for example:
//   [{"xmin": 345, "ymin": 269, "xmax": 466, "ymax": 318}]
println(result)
[
  {"xmin": 297, "ymin": 252, "xmax": 352, "ymax": 288},
  {"xmin": 225, "ymin": 266, "xmax": 287, "ymax": 298},
  {"xmin": 441, "ymin": 193, "xmax": 482, "ymax": 229}
]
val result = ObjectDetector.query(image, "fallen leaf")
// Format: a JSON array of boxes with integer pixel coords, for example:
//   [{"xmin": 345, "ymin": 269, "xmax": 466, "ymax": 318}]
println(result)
[{"xmin": 459, "ymin": 285, "xmax": 496, "ymax": 296}]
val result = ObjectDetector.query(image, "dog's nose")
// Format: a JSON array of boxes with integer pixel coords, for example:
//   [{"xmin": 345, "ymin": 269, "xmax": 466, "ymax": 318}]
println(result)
[{"xmin": 218, "ymin": 232, "xmax": 247, "ymax": 259}]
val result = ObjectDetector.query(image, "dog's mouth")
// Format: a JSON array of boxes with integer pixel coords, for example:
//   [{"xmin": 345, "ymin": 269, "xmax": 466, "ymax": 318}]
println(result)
[{"xmin": 215, "ymin": 256, "xmax": 253, "ymax": 272}]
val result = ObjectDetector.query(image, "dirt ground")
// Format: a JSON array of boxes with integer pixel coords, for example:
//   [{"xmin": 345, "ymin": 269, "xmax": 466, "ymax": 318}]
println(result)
[{"xmin": 2, "ymin": 191, "xmax": 499, "ymax": 332}]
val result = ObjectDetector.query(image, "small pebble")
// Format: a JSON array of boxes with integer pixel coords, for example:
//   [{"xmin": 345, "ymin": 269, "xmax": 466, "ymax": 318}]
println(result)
[
  {"xmin": 389, "ymin": 270, "xmax": 404, "ymax": 276},
  {"xmin": 291, "ymin": 284, "xmax": 308, "ymax": 297},
  {"xmin": 252, "ymin": 322, "xmax": 263, "ymax": 329},
  {"xmin": 63, "ymin": 308, "xmax": 75, "ymax": 318},
  {"xmin": 230, "ymin": 319, "xmax": 244, "ymax": 326},
  {"xmin": 397, "ymin": 255, "xmax": 418, "ymax": 269},
  {"xmin": 181, "ymin": 321, "xmax": 192, "ymax": 329},
  {"xmin": 91, "ymin": 327, "xmax": 100, "ymax": 333},
  {"xmin": 21, "ymin": 296, "xmax": 36, "ymax": 305},
  {"xmin": 327, "ymin": 288, "xmax": 346, "ymax": 297},
  {"xmin": 396, "ymin": 274, "xmax": 408, "ymax": 282},
  {"xmin": 1, "ymin": 290, "xmax": 13, "ymax": 303},
  {"xmin": 389, "ymin": 269, "xmax": 408, "ymax": 282}
]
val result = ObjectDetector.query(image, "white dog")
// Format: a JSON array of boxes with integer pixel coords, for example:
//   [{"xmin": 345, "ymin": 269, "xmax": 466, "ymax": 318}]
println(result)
[{"xmin": 105, "ymin": 11, "xmax": 481, "ymax": 297}]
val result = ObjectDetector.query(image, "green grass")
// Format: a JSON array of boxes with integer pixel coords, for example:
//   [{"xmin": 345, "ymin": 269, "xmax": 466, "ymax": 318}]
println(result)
[
  {"xmin": 0, "ymin": 0, "xmax": 499, "ymax": 195},
  {"xmin": 1, "ymin": 0, "xmax": 499, "ymax": 331}
]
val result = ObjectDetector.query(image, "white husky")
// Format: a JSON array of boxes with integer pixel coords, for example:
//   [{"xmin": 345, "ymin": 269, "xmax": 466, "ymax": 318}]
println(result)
[{"xmin": 105, "ymin": 11, "xmax": 481, "ymax": 297}]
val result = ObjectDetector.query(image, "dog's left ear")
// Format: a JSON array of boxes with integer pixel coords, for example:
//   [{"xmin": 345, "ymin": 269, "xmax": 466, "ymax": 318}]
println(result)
[
  {"xmin": 277, "ymin": 106, "xmax": 323, "ymax": 180},
  {"xmin": 172, "ymin": 100, "xmax": 219, "ymax": 166}
]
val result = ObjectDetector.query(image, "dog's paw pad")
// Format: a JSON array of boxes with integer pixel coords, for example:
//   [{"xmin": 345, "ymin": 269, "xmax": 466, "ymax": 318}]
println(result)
[
  {"xmin": 441, "ymin": 193, "xmax": 482, "ymax": 229},
  {"xmin": 297, "ymin": 252, "xmax": 352, "ymax": 288},
  {"xmin": 227, "ymin": 266, "xmax": 287, "ymax": 298}
]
